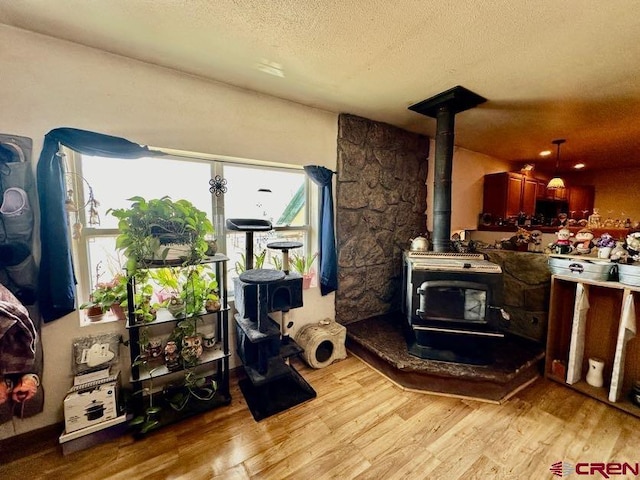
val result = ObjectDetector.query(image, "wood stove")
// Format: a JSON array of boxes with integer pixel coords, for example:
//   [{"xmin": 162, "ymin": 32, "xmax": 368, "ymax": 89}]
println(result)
[{"xmin": 402, "ymin": 251, "xmax": 510, "ymax": 364}]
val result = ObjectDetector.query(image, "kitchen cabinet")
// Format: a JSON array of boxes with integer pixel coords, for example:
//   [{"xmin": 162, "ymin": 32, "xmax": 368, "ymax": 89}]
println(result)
[
  {"xmin": 545, "ymin": 186, "xmax": 568, "ymax": 201},
  {"xmin": 482, "ymin": 172, "xmax": 539, "ymax": 220},
  {"xmin": 568, "ymin": 185, "xmax": 595, "ymax": 219},
  {"xmin": 535, "ymin": 179, "xmax": 548, "ymax": 200},
  {"xmin": 545, "ymin": 275, "xmax": 640, "ymax": 418}
]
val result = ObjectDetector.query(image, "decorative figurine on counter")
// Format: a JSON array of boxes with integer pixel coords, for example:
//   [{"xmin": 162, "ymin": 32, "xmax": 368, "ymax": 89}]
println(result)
[
  {"xmin": 610, "ymin": 241, "xmax": 629, "ymax": 263},
  {"xmin": 588, "ymin": 208, "xmax": 602, "ymax": 228},
  {"xmin": 573, "ymin": 228, "xmax": 595, "ymax": 255},
  {"xmin": 528, "ymin": 229, "xmax": 544, "ymax": 253},
  {"xmin": 547, "ymin": 227, "xmax": 574, "ymax": 254},
  {"xmin": 625, "ymin": 232, "xmax": 640, "ymax": 262}
]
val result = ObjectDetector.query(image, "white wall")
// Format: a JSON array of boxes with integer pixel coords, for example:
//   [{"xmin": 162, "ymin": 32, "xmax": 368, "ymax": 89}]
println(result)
[
  {"xmin": 0, "ymin": 25, "xmax": 338, "ymax": 439},
  {"xmin": 426, "ymin": 140, "xmax": 516, "ymax": 234}
]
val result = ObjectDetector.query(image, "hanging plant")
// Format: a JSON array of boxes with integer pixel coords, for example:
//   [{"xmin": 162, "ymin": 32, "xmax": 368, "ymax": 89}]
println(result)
[{"xmin": 108, "ymin": 196, "xmax": 213, "ymax": 274}]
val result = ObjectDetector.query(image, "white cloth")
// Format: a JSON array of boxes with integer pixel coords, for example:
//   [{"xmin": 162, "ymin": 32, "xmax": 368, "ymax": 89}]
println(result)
[
  {"xmin": 609, "ymin": 290, "xmax": 637, "ymax": 401},
  {"xmin": 566, "ymin": 283, "xmax": 590, "ymax": 384}
]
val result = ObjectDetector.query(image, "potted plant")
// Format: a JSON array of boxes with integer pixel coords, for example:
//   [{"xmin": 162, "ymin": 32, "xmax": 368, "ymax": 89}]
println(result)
[
  {"xmin": 79, "ymin": 263, "xmax": 128, "ymax": 321},
  {"xmin": 169, "ymin": 315, "xmax": 205, "ymax": 368},
  {"xmin": 108, "ymin": 196, "xmax": 214, "ymax": 274},
  {"xmin": 125, "ymin": 282, "xmax": 159, "ymax": 324},
  {"xmin": 596, "ymin": 233, "xmax": 616, "ymax": 259},
  {"xmin": 291, "ymin": 252, "xmax": 318, "ymax": 289}
]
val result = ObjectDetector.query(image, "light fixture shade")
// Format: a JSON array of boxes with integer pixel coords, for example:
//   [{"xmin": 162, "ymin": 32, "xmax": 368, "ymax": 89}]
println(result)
[
  {"xmin": 547, "ymin": 177, "xmax": 566, "ymax": 189},
  {"xmin": 547, "ymin": 138, "xmax": 567, "ymax": 190}
]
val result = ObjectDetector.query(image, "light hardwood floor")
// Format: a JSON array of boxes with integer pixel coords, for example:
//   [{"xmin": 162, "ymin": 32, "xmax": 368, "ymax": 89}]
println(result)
[{"xmin": 3, "ymin": 354, "xmax": 640, "ymax": 479}]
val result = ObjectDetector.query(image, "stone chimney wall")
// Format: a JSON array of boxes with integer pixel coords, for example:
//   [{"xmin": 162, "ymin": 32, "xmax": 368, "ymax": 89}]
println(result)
[{"xmin": 336, "ymin": 114, "xmax": 429, "ymax": 325}]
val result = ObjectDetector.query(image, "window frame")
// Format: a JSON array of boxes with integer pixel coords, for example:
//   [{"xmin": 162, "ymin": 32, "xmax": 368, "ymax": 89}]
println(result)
[{"xmin": 66, "ymin": 148, "xmax": 315, "ymax": 316}]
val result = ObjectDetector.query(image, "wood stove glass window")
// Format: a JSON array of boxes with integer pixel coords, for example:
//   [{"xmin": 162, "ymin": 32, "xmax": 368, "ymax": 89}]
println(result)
[{"xmin": 417, "ymin": 281, "xmax": 489, "ymax": 324}]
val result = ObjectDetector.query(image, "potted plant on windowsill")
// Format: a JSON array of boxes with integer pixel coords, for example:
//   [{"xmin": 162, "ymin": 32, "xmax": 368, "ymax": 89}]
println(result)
[
  {"xmin": 80, "ymin": 273, "xmax": 129, "ymax": 321},
  {"xmin": 108, "ymin": 196, "xmax": 214, "ymax": 275},
  {"xmin": 291, "ymin": 252, "xmax": 318, "ymax": 289}
]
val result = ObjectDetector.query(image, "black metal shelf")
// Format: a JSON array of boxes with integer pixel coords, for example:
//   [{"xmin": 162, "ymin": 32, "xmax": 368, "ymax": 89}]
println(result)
[
  {"xmin": 126, "ymin": 255, "xmax": 231, "ymax": 434},
  {"xmin": 126, "ymin": 307, "xmax": 228, "ymax": 330},
  {"xmin": 130, "ymin": 343, "xmax": 229, "ymax": 382}
]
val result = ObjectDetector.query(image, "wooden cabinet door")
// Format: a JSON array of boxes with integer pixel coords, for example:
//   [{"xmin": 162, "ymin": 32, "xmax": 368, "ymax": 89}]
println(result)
[
  {"xmin": 521, "ymin": 177, "xmax": 538, "ymax": 216},
  {"xmin": 505, "ymin": 174, "xmax": 523, "ymax": 217},
  {"xmin": 552, "ymin": 187, "xmax": 568, "ymax": 200},
  {"xmin": 568, "ymin": 185, "xmax": 595, "ymax": 218}
]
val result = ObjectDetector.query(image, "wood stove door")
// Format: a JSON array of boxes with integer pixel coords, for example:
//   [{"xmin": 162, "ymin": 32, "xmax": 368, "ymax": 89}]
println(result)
[{"xmin": 416, "ymin": 280, "xmax": 490, "ymax": 324}]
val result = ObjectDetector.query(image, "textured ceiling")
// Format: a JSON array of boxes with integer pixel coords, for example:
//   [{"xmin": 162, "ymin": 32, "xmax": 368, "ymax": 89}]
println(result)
[{"xmin": 1, "ymin": 0, "xmax": 640, "ymax": 173}]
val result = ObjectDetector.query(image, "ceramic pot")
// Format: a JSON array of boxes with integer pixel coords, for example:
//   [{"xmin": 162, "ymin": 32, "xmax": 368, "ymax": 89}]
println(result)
[
  {"xmin": 597, "ymin": 247, "xmax": 612, "ymax": 259},
  {"xmin": 110, "ymin": 303, "xmax": 126, "ymax": 321},
  {"xmin": 302, "ymin": 274, "xmax": 313, "ymax": 289},
  {"xmin": 586, "ymin": 357, "xmax": 605, "ymax": 388},
  {"xmin": 167, "ymin": 297, "xmax": 185, "ymax": 318},
  {"xmin": 85, "ymin": 305, "xmax": 104, "ymax": 322},
  {"xmin": 181, "ymin": 334, "xmax": 203, "ymax": 365}
]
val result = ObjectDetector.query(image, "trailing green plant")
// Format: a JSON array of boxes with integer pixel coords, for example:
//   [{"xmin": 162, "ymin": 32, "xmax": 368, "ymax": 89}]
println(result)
[
  {"xmin": 291, "ymin": 252, "xmax": 318, "ymax": 275},
  {"xmin": 167, "ymin": 369, "xmax": 217, "ymax": 412},
  {"xmin": 128, "ymin": 356, "xmax": 162, "ymax": 434},
  {"xmin": 108, "ymin": 196, "xmax": 214, "ymax": 274}
]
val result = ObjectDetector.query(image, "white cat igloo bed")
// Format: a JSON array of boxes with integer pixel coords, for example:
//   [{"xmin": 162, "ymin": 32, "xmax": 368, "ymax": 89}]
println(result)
[{"xmin": 295, "ymin": 318, "xmax": 347, "ymax": 369}]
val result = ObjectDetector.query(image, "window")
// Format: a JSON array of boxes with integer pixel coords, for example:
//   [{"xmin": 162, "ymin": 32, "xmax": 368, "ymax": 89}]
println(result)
[{"xmin": 66, "ymin": 150, "xmax": 313, "ymax": 323}]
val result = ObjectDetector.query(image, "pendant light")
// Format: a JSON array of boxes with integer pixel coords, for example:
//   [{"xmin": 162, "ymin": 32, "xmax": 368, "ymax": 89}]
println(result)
[{"xmin": 546, "ymin": 139, "xmax": 566, "ymax": 190}]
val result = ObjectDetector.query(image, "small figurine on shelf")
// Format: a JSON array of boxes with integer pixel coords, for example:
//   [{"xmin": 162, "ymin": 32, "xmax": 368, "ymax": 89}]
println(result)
[
  {"xmin": 573, "ymin": 228, "xmax": 595, "ymax": 255},
  {"xmin": 164, "ymin": 341, "xmax": 180, "ymax": 371},
  {"xmin": 547, "ymin": 227, "xmax": 574, "ymax": 254}
]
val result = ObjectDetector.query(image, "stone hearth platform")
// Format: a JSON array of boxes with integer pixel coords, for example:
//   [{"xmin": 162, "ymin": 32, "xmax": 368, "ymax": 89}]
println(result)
[{"xmin": 345, "ymin": 313, "xmax": 545, "ymax": 403}]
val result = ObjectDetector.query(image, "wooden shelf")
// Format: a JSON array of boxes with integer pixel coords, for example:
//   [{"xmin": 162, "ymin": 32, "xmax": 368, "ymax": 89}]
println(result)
[
  {"xmin": 548, "ymin": 377, "xmax": 640, "ymax": 417},
  {"xmin": 545, "ymin": 275, "xmax": 640, "ymax": 418}
]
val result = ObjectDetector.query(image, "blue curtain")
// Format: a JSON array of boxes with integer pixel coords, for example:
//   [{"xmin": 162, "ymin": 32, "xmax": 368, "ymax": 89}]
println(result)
[
  {"xmin": 303, "ymin": 165, "xmax": 337, "ymax": 295},
  {"xmin": 36, "ymin": 128, "xmax": 162, "ymax": 322}
]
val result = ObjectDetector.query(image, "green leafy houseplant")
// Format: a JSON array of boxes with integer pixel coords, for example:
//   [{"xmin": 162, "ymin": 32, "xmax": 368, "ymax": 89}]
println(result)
[
  {"xmin": 291, "ymin": 252, "xmax": 318, "ymax": 275},
  {"xmin": 79, "ymin": 261, "xmax": 128, "ymax": 319},
  {"xmin": 108, "ymin": 196, "xmax": 214, "ymax": 275},
  {"xmin": 291, "ymin": 252, "xmax": 318, "ymax": 289}
]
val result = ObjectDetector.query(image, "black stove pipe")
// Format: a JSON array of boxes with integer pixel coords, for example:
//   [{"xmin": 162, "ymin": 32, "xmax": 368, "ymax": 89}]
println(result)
[
  {"xmin": 409, "ymin": 86, "xmax": 487, "ymax": 253},
  {"xmin": 432, "ymin": 105, "xmax": 455, "ymax": 252}
]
